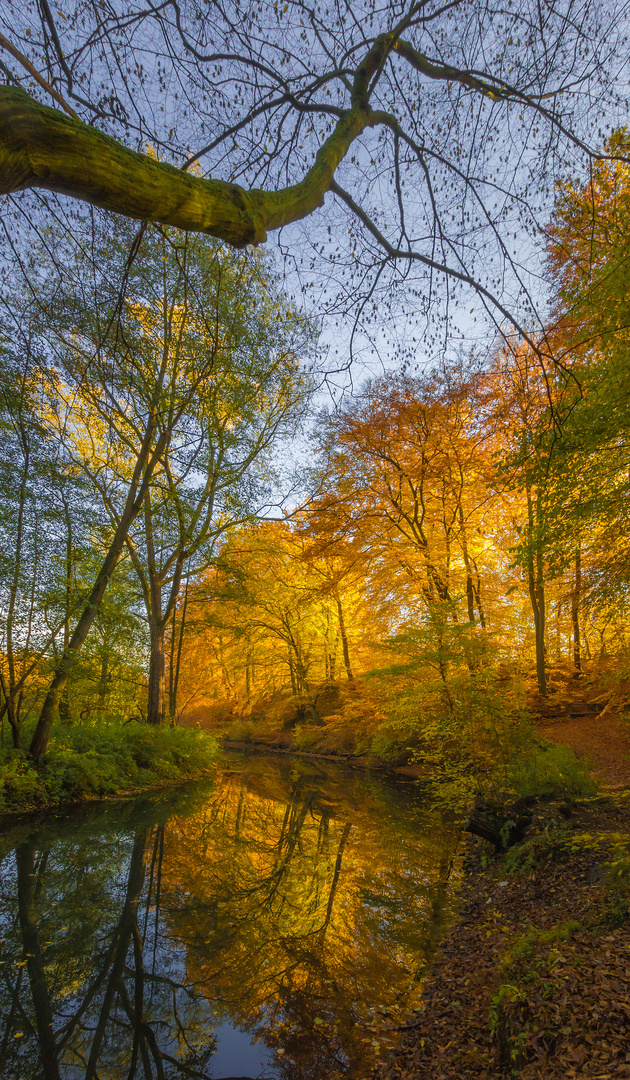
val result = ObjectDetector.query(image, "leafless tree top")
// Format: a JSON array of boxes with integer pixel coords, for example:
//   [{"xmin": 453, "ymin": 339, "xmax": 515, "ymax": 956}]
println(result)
[{"xmin": 1, "ymin": 0, "xmax": 629, "ymax": 359}]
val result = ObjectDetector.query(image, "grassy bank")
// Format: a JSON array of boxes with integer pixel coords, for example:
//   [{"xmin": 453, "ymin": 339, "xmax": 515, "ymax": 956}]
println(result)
[
  {"xmin": 381, "ymin": 790, "xmax": 630, "ymax": 1080},
  {"xmin": 0, "ymin": 721, "xmax": 220, "ymax": 816}
]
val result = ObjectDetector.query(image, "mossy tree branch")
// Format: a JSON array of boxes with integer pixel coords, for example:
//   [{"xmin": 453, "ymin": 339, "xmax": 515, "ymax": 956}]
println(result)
[{"xmin": 0, "ymin": 85, "xmax": 380, "ymax": 246}]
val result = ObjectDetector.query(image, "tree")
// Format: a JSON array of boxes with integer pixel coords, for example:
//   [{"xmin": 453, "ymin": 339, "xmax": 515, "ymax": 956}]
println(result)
[
  {"xmin": 545, "ymin": 130, "xmax": 630, "ymax": 604},
  {"xmin": 316, "ymin": 370, "xmax": 494, "ymax": 628},
  {"xmin": 0, "ymin": 0, "xmax": 625, "ymax": 346},
  {"xmin": 0, "ymin": 310, "xmax": 110, "ymax": 746},
  {"xmin": 119, "ymin": 250, "xmax": 313, "ymax": 726},
  {"xmin": 25, "ymin": 219, "xmax": 308, "ymax": 755}
]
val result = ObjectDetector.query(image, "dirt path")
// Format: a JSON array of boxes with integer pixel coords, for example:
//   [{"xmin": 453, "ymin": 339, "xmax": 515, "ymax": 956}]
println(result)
[{"xmin": 537, "ymin": 709, "xmax": 630, "ymax": 789}]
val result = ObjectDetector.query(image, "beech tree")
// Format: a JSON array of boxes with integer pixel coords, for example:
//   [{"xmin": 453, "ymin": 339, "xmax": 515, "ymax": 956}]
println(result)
[{"xmin": 0, "ymin": 0, "xmax": 626, "ymax": 345}]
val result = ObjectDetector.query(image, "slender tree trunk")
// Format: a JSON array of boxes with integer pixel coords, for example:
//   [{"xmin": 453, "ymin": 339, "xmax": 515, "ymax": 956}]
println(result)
[
  {"xmin": 526, "ymin": 484, "xmax": 546, "ymax": 697},
  {"xmin": 527, "ymin": 567, "xmax": 546, "ymax": 695},
  {"xmin": 335, "ymin": 595, "xmax": 354, "ymax": 681},
  {"xmin": 169, "ymin": 575, "xmax": 189, "ymax": 724},
  {"xmin": 458, "ymin": 504, "xmax": 475, "ymax": 623},
  {"xmin": 245, "ymin": 643, "xmax": 252, "ymax": 703},
  {"xmin": 147, "ymin": 620, "xmax": 166, "ymax": 726},
  {"xmin": 59, "ymin": 496, "xmax": 73, "ymax": 725},
  {"xmin": 471, "ymin": 557, "xmax": 486, "ymax": 627},
  {"xmin": 288, "ymin": 652, "xmax": 297, "ymax": 696},
  {"xmin": 555, "ymin": 597, "xmax": 563, "ymax": 662},
  {"xmin": 0, "ymin": 666, "xmax": 20, "ymax": 747},
  {"xmin": 571, "ymin": 544, "xmax": 582, "ymax": 672}
]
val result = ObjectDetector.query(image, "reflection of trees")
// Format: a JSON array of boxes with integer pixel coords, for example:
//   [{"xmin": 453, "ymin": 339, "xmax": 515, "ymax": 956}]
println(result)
[
  {"xmin": 0, "ymin": 803, "xmax": 220, "ymax": 1080},
  {"xmin": 15, "ymin": 845, "xmax": 60, "ymax": 1080},
  {"xmin": 0, "ymin": 760, "xmax": 458, "ymax": 1080},
  {"xmin": 161, "ymin": 759, "xmax": 458, "ymax": 1078}
]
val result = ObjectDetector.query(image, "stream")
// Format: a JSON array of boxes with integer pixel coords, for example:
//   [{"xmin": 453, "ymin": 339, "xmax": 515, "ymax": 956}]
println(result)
[{"xmin": 0, "ymin": 750, "xmax": 460, "ymax": 1080}]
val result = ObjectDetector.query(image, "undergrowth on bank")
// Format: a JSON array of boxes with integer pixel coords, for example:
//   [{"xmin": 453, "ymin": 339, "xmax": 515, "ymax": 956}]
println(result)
[{"xmin": 0, "ymin": 721, "xmax": 220, "ymax": 815}]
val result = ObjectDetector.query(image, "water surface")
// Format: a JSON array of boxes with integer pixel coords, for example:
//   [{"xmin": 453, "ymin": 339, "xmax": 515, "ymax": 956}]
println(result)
[{"xmin": 0, "ymin": 751, "xmax": 459, "ymax": 1079}]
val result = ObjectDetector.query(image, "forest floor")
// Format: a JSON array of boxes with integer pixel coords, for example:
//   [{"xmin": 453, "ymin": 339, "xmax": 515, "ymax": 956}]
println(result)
[
  {"xmin": 537, "ymin": 710, "xmax": 630, "ymax": 789},
  {"xmin": 378, "ymin": 675, "xmax": 630, "ymax": 1080}
]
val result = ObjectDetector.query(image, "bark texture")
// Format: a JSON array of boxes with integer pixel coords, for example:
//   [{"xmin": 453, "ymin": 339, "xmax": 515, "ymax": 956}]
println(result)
[{"xmin": 0, "ymin": 86, "xmax": 376, "ymax": 247}]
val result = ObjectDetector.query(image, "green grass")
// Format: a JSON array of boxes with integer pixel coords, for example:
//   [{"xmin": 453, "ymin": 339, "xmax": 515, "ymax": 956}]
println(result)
[{"xmin": 0, "ymin": 721, "xmax": 220, "ymax": 815}]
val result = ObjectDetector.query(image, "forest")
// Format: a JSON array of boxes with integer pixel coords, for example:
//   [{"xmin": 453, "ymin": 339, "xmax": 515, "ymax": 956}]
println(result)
[
  {"xmin": 0, "ymin": 0, "xmax": 626, "ymax": 812},
  {"xmin": 1, "ymin": 128, "xmax": 629, "ymax": 812},
  {"xmin": 1, "ymin": 3, "xmax": 630, "ymax": 1080},
  {"xmin": 0, "ymin": 124, "xmax": 626, "ymax": 812}
]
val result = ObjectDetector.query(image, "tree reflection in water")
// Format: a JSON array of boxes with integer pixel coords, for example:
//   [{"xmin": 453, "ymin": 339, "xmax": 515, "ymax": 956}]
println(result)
[{"xmin": 0, "ymin": 754, "xmax": 458, "ymax": 1080}]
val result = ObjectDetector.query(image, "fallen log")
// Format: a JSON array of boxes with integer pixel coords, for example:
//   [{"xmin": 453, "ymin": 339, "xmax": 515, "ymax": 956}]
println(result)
[{"xmin": 464, "ymin": 797, "xmax": 534, "ymax": 852}]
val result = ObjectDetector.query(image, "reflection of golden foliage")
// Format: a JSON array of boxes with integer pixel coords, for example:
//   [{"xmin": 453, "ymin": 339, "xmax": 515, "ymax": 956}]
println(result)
[{"xmin": 158, "ymin": 759, "xmax": 458, "ymax": 1075}]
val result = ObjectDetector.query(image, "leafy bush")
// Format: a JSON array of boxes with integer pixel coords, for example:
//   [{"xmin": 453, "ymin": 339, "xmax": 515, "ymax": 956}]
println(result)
[
  {"xmin": 507, "ymin": 743, "xmax": 598, "ymax": 801},
  {"xmin": 0, "ymin": 721, "xmax": 219, "ymax": 815},
  {"xmin": 403, "ymin": 672, "xmax": 534, "ymax": 810}
]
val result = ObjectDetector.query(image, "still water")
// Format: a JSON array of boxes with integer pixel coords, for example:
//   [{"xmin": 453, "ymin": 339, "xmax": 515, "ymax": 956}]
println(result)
[{"xmin": 0, "ymin": 751, "xmax": 459, "ymax": 1080}]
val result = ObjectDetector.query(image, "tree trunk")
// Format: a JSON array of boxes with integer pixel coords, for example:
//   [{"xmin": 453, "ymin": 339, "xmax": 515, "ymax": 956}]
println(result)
[
  {"xmin": 528, "ymin": 569, "xmax": 546, "ymax": 696},
  {"xmin": 168, "ymin": 576, "xmax": 189, "ymax": 725},
  {"xmin": 59, "ymin": 688, "xmax": 72, "ymax": 725},
  {"xmin": 526, "ymin": 484, "xmax": 546, "ymax": 697},
  {"xmin": 335, "ymin": 595, "xmax": 354, "ymax": 681},
  {"xmin": 288, "ymin": 652, "xmax": 297, "ymax": 696},
  {"xmin": 458, "ymin": 504, "xmax": 475, "ymax": 623},
  {"xmin": 147, "ymin": 623, "xmax": 166, "ymax": 726},
  {"xmin": 472, "ymin": 558, "xmax": 486, "ymax": 628},
  {"xmin": 0, "ymin": 666, "xmax": 20, "ymax": 747},
  {"xmin": 59, "ymin": 499, "xmax": 73, "ymax": 725},
  {"xmin": 571, "ymin": 544, "xmax": 582, "ymax": 672}
]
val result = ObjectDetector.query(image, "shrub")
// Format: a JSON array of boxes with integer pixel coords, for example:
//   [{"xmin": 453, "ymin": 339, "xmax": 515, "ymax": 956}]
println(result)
[
  {"xmin": 405, "ymin": 672, "xmax": 534, "ymax": 811},
  {"xmin": 507, "ymin": 743, "xmax": 598, "ymax": 801},
  {"xmin": 0, "ymin": 721, "xmax": 219, "ymax": 815},
  {"xmin": 227, "ymin": 719, "xmax": 256, "ymax": 742}
]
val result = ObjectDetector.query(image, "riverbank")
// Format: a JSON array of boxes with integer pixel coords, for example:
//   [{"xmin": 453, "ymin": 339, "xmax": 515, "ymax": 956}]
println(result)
[
  {"xmin": 380, "ymin": 791, "xmax": 630, "ymax": 1080},
  {"xmin": 220, "ymin": 737, "xmax": 431, "ymax": 779},
  {"xmin": 0, "ymin": 722, "xmax": 219, "ymax": 817}
]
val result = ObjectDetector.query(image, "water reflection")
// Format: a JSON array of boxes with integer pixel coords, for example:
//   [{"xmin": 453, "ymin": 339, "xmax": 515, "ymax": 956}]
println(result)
[{"xmin": 0, "ymin": 753, "xmax": 459, "ymax": 1079}]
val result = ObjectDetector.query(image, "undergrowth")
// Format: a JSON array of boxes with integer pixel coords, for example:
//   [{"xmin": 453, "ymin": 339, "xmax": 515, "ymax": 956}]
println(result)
[{"xmin": 0, "ymin": 721, "xmax": 220, "ymax": 815}]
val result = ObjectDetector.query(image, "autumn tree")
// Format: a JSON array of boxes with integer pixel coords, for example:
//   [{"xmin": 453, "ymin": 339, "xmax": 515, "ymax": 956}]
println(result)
[
  {"xmin": 544, "ymin": 130, "xmax": 630, "ymax": 630},
  {"xmin": 315, "ymin": 370, "xmax": 495, "ymax": 630}
]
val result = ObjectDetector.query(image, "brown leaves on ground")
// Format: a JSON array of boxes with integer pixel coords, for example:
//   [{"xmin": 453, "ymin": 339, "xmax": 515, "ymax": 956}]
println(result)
[
  {"xmin": 532, "ymin": 663, "xmax": 630, "ymax": 790},
  {"xmin": 379, "ymin": 798, "xmax": 630, "ymax": 1080}
]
